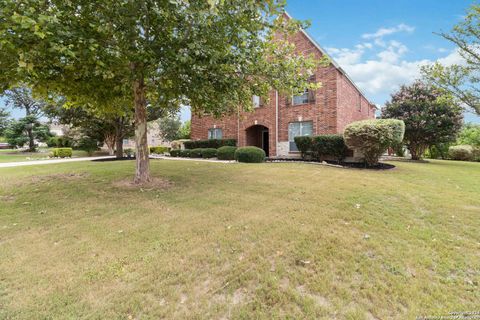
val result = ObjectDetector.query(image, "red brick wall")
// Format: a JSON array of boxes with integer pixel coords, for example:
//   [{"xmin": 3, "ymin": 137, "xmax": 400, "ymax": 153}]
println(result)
[{"xmin": 336, "ymin": 72, "xmax": 376, "ymax": 133}]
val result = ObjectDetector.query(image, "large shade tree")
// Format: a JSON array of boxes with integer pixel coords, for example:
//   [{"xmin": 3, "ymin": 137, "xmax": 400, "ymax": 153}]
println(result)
[
  {"xmin": 421, "ymin": 4, "xmax": 480, "ymax": 115},
  {"xmin": 382, "ymin": 81, "xmax": 463, "ymax": 160},
  {"xmin": 1, "ymin": 0, "xmax": 322, "ymax": 183}
]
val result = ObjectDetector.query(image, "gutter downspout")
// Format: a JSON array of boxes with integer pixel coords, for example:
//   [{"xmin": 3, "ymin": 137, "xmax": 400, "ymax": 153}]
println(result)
[
  {"xmin": 237, "ymin": 106, "xmax": 240, "ymax": 146},
  {"xmin": 275, "ymin": 90, "xmax": 279, "ymax": 157}
]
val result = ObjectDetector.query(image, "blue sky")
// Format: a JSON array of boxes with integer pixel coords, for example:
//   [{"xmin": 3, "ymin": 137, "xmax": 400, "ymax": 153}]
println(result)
[
  {"xmin": 285, "ymin": 0, "xmax": 480, "ymax": 123},
  {"xmin": 2, "ymin": 0, "xmax": 479, "ymax": 123}
]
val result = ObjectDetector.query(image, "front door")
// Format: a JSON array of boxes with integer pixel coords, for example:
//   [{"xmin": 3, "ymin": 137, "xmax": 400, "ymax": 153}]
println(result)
[{"xmin": 262, "ymin": 130, "xmax": 269, "ymax": 157}]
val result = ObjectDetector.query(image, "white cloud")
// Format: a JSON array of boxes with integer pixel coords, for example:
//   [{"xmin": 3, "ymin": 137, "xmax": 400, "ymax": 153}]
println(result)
[
  {"xmin": 362, "ymin": 24, "xmax": 415, "ymax": 40},
  {"xmin": 327, "ymin": 43, "xmax": 464, "ymax": 99}
]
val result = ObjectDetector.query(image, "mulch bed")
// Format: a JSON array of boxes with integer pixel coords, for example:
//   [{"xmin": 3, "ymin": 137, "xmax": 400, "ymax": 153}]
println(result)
[
  {"xmin": 92, "ymin": 157, "xmax": 136, "ymax": 162},
  {"xmin": 266, "ymin": 158, "xmax": 395, "ymax": 170}
]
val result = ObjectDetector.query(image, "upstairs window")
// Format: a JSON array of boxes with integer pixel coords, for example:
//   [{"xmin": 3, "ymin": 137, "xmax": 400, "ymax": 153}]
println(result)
[
  {"xmin": 292, "ymin": 89, "xmax": 309, "ymax": 106},
  {"xmin": 252, "ymin": 95, "xmax": 266, "ymax": 108},
  {"xmin": 208, "ymin": 128, "xmax": 223, "ymax": 139},
  {"xmin": 288, "ymin": 121, "xmax": 313, "ymax": 151},
  {"xmin": 287, "ymin": 75, "xmax": 316, "ymax": 106},
  {"xmin": 253, "ymin": 95, "xmax": 261, "ymax": 108}
]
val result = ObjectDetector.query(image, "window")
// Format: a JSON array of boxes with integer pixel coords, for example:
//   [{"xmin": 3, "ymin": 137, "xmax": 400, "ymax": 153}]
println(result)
[
  {"xmin": 292, "ymin": 89, "xmax": 309, "ymax": 106},
  {"xmin": 288, "ymin": 121, "xmax": 313, "ymax": 151},
  {"xmin": 252, "ymin": 95, "xmax": 261, "ymax": 108},
  {"xmin": 208, "ymin": 128, "xmax": 223, "ymax": 139}
]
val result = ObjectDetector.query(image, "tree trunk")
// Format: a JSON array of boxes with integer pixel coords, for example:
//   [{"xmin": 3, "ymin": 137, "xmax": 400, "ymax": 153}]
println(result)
[
  {"xmin": 105, "ymin": 132, "xmax": 116, "ymax": 156},
  {"xmin": 115, "ymin": 132, "xmax": 124, "ymax": 159},
  {"xmin": 133, "ymin": 78, "xmax": 150, "ymax": 184},
  {"xmin": 27, "ymin": 127, "xmax": 35, "ymax": 152}
]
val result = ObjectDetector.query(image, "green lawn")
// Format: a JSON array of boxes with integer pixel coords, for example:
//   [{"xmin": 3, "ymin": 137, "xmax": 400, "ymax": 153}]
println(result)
[
  {"xmin": 0, "ymin": 148, "xmax": 108, "ymax": 163},
  {"xmin": 0, "ymin": 159, "xmax": 479, "ymax": 319}
]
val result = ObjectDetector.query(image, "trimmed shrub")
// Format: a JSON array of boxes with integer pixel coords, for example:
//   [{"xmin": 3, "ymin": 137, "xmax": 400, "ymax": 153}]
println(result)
[
  {"xmin": 124, "ymin": 148, "xmax": 135, "ymax": 157},
  {"xmin": 312, "ymin": 134, "xmax": 348, "ymax": 161},
  {"xmin": 179, "ymin": 149, "xmax": 191, "ymax": 157},
  {"xmin": 202, "ymin": 148, "xmax": 217, "ymax": 158},
  {"xmin": 344, "ymin": 119, "xmax": 405, "ymax": 166},
  {"xmin": 294, "ymin": 136, "xmax": 312, "ymax": 159},
  {"xmin": 170, "ymin": 149, "xmax": 181, "ymax": 157},
  {"xmin": 149, "ymin": 146, "xmax": 170, "ymax": 154},
  {"xmin": 184, "ymin": 138, "xmax": 236, "ymax": 149},
  {"xmin": 217, "ymin": 146, "xmax": 237, "ymax": 160},
  {"xmin": 448, "ymin": 145, "xmax": 474, "ymax": 161},
  {"xmin": 190, "ymin": 148, "xmax": 204, "ymax": 158},
  {"xmin": 52, "ymin": 147, "xmax": 73, "ymax": 158},
  {"xmin": 294, "ymin": 135, "xmax": 348, "ymax": 161},
  {"xmin": 234, "ymin": 146, "xmax": 265, "ymax": 163}
]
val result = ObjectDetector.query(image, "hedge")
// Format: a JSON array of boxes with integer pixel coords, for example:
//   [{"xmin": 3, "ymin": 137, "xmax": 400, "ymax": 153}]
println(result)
[
  {"xmin": 448, "ymin": 145, "xmax": 475, "ymax": 161},
  {"xmin": 190, "ymin": 148, "xmax": 204, "ymax": 158},
  {"xmin": 294, "ymin": 134, "xmax": 349, "ymax": 161},
  {"xmin": 217, "ymin": 146, "xmax": 237, "ymax": 160},
  {"xmin": 52, "ymin": 147, "xmax": 73, "ymax": 158},
  {"xmin": 179, "ymin": 149, "xmax": 191, "ymax": 157},
  {"xmin": 234, "ymin": 146, "xmax": 265, "ymax": 163},
  {"xmin": 202, "ymin": 148, "xmax": 217, "ymax": 158},
  {"xmin": 170, "ymin": 149, "xmax": 181, "ymax": 157},
  {"xmin": 149, "ymin": 146, "xmax": 170, "ymax": 154},
  {"xmin": 344, "ymin": 119, "xmax": 405, "ymax": 166},
  {"xmin": 184, "ymin": 138, "xmax": 236, "ymax": 149},
  {"xmin": 294, "ymin": 136, "xmax": 312, "ymax": 159}
]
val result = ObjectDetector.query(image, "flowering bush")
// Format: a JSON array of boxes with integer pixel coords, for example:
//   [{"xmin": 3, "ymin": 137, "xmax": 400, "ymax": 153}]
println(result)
[{"xmin": 382, "ymin": 81, "xmax": 463, "ymax": 160}]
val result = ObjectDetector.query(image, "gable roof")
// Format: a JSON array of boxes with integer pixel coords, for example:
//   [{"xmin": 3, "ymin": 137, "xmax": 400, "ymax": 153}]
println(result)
[{"xmin": 283, "ymin": 11, "xmax": 373, "ymax": 106}]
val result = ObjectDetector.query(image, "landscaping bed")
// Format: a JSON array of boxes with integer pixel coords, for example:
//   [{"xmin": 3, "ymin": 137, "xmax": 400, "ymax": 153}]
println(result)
[{"xmin": 266, "ymin": 158, "xmax": 396, "ymax": 170}]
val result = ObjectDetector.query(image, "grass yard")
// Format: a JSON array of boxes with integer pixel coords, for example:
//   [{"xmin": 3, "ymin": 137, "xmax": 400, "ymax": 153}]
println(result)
[
  {"xmin": 0, "ymin": 159, "xmax": 479, "ymax": 319},
  {"xmin": 0, "ymin": 148, "xmax": 107, "ymax": 163}
]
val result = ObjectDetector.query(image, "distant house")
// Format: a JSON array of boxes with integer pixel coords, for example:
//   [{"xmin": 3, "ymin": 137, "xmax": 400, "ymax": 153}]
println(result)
[
  {"xmin": 191, "ymin": 13, "xmax": 375, "ymax": 158},
  {"xmin": 122, "ymin": 121, "xmax": 170, "ymax": 148}
]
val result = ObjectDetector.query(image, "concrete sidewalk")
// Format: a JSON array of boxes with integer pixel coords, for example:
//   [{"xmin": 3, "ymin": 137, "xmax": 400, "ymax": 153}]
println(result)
[{"xmin": 0, "ymin": 156, "xmax": 114, "ymax": 168}]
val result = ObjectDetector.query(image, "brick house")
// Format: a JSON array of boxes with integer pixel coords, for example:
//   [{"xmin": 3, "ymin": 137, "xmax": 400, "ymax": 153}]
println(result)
[{"xmin": 191, "ymin": 13, "xmax": 376, "ymax": 158}]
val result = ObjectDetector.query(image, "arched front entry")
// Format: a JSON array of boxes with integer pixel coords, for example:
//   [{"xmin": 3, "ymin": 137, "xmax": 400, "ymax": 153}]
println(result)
[{"xmin": 245, "ymin": 125, "xmax": 269, "ymax": 157}]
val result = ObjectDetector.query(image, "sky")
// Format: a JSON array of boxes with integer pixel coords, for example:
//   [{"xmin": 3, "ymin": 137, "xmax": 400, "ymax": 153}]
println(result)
[
  {"xmin": 285, "ymin": 0, "xmax": 480, "ymax": 123},
  {"xmin": 2, "ymin": 0, "xmax": 479, "ymax": 123}
]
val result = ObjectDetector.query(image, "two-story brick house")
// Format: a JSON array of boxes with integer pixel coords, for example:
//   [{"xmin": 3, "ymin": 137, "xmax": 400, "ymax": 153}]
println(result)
[{"xmin": 191, "ymin": 13, "xmax": 376, "ymax": 158}]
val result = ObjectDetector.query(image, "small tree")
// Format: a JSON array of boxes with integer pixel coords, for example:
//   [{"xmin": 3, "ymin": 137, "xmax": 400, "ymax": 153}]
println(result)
[
  {"xmin": 1, "ymin": 87, "xmax": 48, "ymax": 151},
  {"xmin": 4, "ymin": 116, "xmax": 52, "ymax": 149},
  {"xmin": 0, "ymin": 108, "xmax": 10, "ymax": 137},
  {"xmin": 178, "ymin": 120, "xmax": 191, "ymax": 140},
  {"xmin": 158, "ymin": 116, "xmax": 182, "ymax": 142},
  {"xmin": 382, "ymin": 81, "xmax": 463, "ymax": 160},
  {"xmin": 344, "ymin": 119, "xmax": 405, "ymax": 166}
]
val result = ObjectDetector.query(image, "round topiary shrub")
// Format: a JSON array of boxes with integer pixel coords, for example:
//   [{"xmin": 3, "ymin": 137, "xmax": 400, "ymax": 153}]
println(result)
[
  {"xmin": 234, "ymin": 146, "xmax": 265, "ymax": 163},
  {"xmin": 448, "ymin": 145, "xmax": 474, "ymax": 161},
  {"xmin": 217, "ymin": 146, "xmax": 237, "ymax": 160},
  {"xmin": 179, "ymin": 149, "xmax": 191, "ymax": 157},
  {"xmin": 201, "ymin": 148, "xmax": 217, "ymax": 158},
  {"xmin": 190, "ymin": 148, "xmax": 204, "ymax": 158},
  {"xmin": 344, "ymin": 119, "xmax": 405, "ymax": 166},
  {"xmin": 170, "ymin": 149, "xmax": 181, "ymax": 157}
]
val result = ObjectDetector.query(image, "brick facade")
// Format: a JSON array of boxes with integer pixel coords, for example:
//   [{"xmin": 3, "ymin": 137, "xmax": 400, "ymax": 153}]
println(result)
[{"xmin": 191, "ymin": 21, "xmax": 375, "ymax": 158}]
